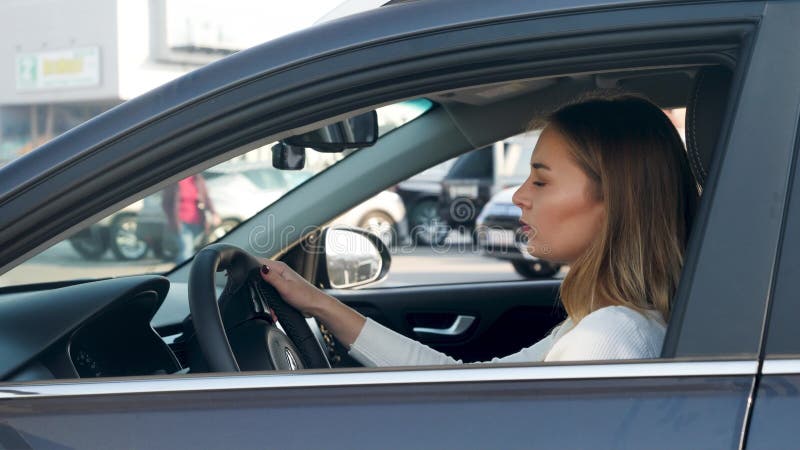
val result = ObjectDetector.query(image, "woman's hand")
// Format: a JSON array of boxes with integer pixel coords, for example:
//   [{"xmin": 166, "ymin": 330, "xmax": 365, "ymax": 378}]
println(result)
[
  {"xmin": 257, "ymin": 259, "xmax": 331, "ymax": 317},
  {"xmin": 258, "ymin": 258, "xmax": 367, "ymax": 347}
]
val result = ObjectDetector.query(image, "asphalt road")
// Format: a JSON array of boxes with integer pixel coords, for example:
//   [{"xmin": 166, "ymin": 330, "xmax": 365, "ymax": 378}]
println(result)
[{"xmin": 382, "ymin": 245, "xmax": 526, "ymax": 286}]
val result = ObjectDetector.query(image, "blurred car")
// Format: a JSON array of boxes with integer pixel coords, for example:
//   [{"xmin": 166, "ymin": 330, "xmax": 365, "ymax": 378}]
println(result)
[
  {"xmin": 475, "ymin": 185, "xmax": 562, "ymax": 278},
  {"xmin": 395, "ymin": 159, "xmax": 455, "ymax": 245},
  {"xmin": 331, "ymin": 190, "xmax": 407, "ymax": 247},
  {"xmin": 68, "ymin": 163, "xmax": 298, "ymax": 261},
  {"xmin": 68, "ymin": 201, "xmax": 145, "ymax": 260},
  {"xmin": 135, "ymin": 169, "xmax": 280, "ymax": 260},
  {"xmin": 438, "ymin": 132, "xmax": 539, "ymax": 237},
  {"xmin": 135, "ymin": 165, "xmax": 407, "ymax": 260}
]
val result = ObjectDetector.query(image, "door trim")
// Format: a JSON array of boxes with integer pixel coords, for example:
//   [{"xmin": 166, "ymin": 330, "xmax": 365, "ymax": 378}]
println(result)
[
  {"xmin": 0, "ymin": 360, "xmax": 757, "ymax": 400},
  {"xmin": 761, "ymin": 359, "xmax": 800, "ymax": 375}
]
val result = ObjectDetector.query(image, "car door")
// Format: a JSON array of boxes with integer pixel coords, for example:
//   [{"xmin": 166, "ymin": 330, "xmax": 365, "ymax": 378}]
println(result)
[
  {"xmin": 0, "ymin": 1, "xmax": 793, "ymax": 449},
  {"xmin": 330, "ymin": 280, "xmax": 565, "ymax": 365},
  {"xmin": 744, "ymin": 52, "xmax": 800, "ymax": 448}
]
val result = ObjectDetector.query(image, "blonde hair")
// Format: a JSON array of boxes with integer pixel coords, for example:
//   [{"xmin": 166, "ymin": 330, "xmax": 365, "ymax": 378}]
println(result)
[{"xmin": 544, "ymin": 93, "xmax": 698, "ymax": 323}]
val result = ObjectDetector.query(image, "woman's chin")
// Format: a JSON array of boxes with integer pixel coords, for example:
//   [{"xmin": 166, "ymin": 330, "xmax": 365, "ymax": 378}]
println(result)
[
  {"xmin": 525, "ymin": 247, "xmax": 546, "ymax": 261},
  {"xmin": 527, "ymin": 244, "xmax": 561, "ymax": 264}
]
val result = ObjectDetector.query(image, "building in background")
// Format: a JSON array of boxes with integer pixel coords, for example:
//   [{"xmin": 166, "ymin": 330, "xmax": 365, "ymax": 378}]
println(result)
[{"xmin": 0, "ymin": 0, "xmax": 342, "ymax": 165}]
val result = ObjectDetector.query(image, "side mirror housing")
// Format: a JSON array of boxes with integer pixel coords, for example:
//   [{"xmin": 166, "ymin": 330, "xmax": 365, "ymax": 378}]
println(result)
[{"xmin": 317, "ymin": 226, "xmax": 391, "ymax": 289}]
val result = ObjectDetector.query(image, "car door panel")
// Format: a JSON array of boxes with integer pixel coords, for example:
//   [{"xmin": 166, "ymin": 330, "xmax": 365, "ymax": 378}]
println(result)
[
  {"xmin": 745, "ymin": 371, "xmax": 800, "ymax": 449},
  {"xmin": 332, "ymin": 280, "xmax": 564, "ymax": 363},
  {"xmin": 0, "ymin": 369, "xmax": 752, "ymax": 450}
]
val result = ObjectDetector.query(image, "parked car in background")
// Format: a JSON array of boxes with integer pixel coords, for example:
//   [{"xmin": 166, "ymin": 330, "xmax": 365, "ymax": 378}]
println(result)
[
  {"xmin": 136, "ymin": 164, "xmax": 406, "ymax": 260},
  {"xmin": 438, "ymin": 132, "xmax": 539, "ymax": 238},
  {"xmin": 68, "ymin": 201, "xmax": 145, "ymax": 260},
  {"xmin": 395, "ymin": 158, "xmax": 455, "ymax": 245},
  {"xmin": 69, "ymin": 163, "xmax": 310, "ymax": 261},
  {"xmin": 476, "ymin": 186, "xmax": 562, "ymax": 278},
  {"xmin": 333, "ymin": 190, "xmax": 407, "ymax": 247},
  {"xmin": 135, "ymin": 167, "xmax": 282, "ymax": 261}
]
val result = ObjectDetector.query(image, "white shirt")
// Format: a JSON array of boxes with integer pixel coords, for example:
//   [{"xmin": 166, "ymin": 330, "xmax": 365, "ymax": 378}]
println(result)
[{"xmin": 348, "ymin": 305, "xmax": 667, "ymax": 367}]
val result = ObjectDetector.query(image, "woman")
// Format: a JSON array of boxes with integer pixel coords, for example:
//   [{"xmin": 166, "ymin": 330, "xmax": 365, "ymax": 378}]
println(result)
[{"xmin": 259, "ymin": 93, "xmax": 699, "ymax": 365}]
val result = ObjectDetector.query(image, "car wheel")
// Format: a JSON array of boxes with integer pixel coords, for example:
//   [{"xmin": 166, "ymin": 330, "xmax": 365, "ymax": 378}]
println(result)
[
  {"xmin": 153, "ymin": 235, "xmax": 179, "ymax": 261},
  {"xmin": 68, "ymin": 226, "xmax": 109, "ymax": 260},
  {"xmin": 409, "ymin": 199, "xmax": 449, "ymax": 246},
  {"xmin": 109, "ymin": 213, "xmax": 149, "ymax": 261},
  {"xmin": 512, "ymin": 260, "xmax": 559, "ymax": 278},
  {"xmin": 358, "ymin": 211, "xmax": 396, "ymax": 247}
]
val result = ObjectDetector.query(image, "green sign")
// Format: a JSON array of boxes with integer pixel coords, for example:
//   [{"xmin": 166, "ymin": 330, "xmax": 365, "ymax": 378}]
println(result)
[{"xmin": 15, "ymin": 47, "xmax": 100, "ymax": 92}]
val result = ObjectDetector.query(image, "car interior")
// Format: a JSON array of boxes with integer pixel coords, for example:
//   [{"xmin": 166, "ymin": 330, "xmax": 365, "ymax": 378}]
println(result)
[{"xmin": 0, "ymin": 60, "xmax": 734, "ymax": 382}]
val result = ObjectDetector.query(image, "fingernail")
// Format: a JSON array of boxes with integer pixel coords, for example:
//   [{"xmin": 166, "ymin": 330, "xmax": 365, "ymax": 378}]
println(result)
[{"xmin": 261, "ymin": 264, "xmax": 270, "ymax": 275}]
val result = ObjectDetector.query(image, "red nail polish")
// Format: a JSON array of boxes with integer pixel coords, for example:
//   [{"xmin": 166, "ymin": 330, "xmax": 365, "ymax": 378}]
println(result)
[{"xmin": 261, "ymin": 264, "xmax": 270, "ymax": 275}]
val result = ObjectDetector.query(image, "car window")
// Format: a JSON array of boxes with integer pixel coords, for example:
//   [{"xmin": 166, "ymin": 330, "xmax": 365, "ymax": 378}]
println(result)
[
  {"xmin": 241, "ymin": 169, "xmax": 288, "ymax": 191},
  {"xmin": 0, "ymin": 100, "xmax": 432, "ymax": 288}
]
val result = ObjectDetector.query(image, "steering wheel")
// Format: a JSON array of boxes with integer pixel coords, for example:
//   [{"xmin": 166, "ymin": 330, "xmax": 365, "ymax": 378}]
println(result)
[{"xmin": 188, "ymin": 243, "xmax": 330, "ymax": 372}]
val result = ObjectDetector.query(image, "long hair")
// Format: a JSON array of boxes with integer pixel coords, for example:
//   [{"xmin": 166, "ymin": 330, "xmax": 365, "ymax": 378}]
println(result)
[{"xmin": 544, "ymin": 93, "xmax": 699, "ymax": 323}]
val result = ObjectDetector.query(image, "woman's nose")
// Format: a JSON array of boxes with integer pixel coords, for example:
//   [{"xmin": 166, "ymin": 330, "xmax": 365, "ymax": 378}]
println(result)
[{"xmin": 512, "ymin": 185, "xmax": 527, "ymax": 209}]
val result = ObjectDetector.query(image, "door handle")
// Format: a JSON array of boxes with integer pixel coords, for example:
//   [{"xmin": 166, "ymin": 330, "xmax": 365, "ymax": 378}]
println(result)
[{"xmin": 413, "ymin": 315, "xmax": 476, "ymax": 337}]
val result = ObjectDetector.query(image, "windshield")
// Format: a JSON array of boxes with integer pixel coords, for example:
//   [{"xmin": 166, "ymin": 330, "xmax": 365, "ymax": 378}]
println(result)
[{"xmin": 0, "ymin": 99, "xmax": 433, "ymax": 288}]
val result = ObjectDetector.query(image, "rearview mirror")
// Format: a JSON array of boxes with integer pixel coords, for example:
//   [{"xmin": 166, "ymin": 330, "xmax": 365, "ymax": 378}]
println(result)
[
  {"xmin": 284, "ymin": 110, "xmax": 378, "ymax": 153},
  {"xmin": 271, "ymin": 142, "xmax": 306, "ymax": 170}
]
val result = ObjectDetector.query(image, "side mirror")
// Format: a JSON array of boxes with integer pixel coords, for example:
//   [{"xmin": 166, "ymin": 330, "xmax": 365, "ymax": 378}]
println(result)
[
  {"xmin": 317, "ymin": 226, "xmax": 391, "ymax": 289},
  {"xmin": 284, "ymin": 111, "xmax": 378, "ymax": 153}
]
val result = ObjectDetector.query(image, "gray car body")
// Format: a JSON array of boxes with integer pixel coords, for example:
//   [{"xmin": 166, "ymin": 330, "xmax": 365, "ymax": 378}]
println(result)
[{"xmin": 0, "ymin": 0, "xmax": 799, "ymax": 449}]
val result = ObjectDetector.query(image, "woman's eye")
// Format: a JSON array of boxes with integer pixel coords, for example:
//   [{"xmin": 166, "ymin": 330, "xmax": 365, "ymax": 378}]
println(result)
[{"xmin": 532, "ymin": 181, "xmax": 546, "ymax": 187}]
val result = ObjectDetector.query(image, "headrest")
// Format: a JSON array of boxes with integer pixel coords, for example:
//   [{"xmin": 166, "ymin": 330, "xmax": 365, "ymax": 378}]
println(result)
[{"xmin": 685, "ymin": 67, "xmax": 733, "ymax": 188}]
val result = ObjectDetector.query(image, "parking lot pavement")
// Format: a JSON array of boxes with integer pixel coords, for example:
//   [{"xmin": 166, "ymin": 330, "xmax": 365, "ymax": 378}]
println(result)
[
  {"xmin": 0, "ymin": 242, "xmax": 173, "ymax": 287},
  {"xmin": 384, "ymin": 245, "xmax": 526, "ymax": 286}
]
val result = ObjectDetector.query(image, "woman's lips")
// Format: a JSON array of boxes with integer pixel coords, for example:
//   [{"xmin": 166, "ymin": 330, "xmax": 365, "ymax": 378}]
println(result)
[{"xmin": 519, "ymin": 220, "xmax": 531, "ymax": 233}]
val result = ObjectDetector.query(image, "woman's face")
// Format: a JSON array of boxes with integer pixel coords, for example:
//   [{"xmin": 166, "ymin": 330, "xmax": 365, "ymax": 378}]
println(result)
[{"xmin": 512, "ymin": 126, "xmax": 605, "ymax": 264}]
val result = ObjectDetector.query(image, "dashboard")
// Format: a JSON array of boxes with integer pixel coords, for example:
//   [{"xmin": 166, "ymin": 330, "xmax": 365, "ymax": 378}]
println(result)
[
  {"xmin": 69, "ymin": 290, "xmax": 179, "ymax": 378},
  {"xmin": 0, "ymin": 275, "xmax": 179, "ymax": 381}
]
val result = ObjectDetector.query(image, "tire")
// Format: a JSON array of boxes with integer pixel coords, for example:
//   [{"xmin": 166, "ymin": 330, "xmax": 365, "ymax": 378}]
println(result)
[
  {"xmin": 153, "ymin": 233, "xmax": 179, "ymax": 261},
  {"xmin": 358, "ymin": 211, "xmax": 397, "ymax": 247},
  {"xmin": 109, "ymin": 213, "xmax": 149, "ymax": 261},
  {"xmin": 68, "ymin": 226, "xmax": 109, "ymax": 260},
  {"xmin": 409, "ymin": 199, "xmax": 449, "ymax": 246},
  {"xmin": 512, "ymin": 260, "xmax": 559, "ymax": 279}
]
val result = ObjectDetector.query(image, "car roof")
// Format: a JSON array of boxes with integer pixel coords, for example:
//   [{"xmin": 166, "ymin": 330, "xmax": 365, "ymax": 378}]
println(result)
[{"xmin": 0, "ymin": 0, "xmax": 690, "ymax": 205}]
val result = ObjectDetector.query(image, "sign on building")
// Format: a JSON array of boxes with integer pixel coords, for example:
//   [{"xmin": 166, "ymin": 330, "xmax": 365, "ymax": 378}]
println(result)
[{"xmin": 15, "ymin": 47, "xmax": 100, "ymax": 92}]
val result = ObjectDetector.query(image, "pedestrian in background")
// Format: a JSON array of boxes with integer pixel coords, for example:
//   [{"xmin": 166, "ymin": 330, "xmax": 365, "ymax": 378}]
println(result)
[{"xmin": 162, "ymin": 174, "xmax": 219, "ymax": 263}]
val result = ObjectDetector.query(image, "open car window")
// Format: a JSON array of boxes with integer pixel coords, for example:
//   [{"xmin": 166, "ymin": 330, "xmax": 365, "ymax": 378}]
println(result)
[{"xmin": 0, "ymin": 99, "xmax": 432, "ymax": 288}]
